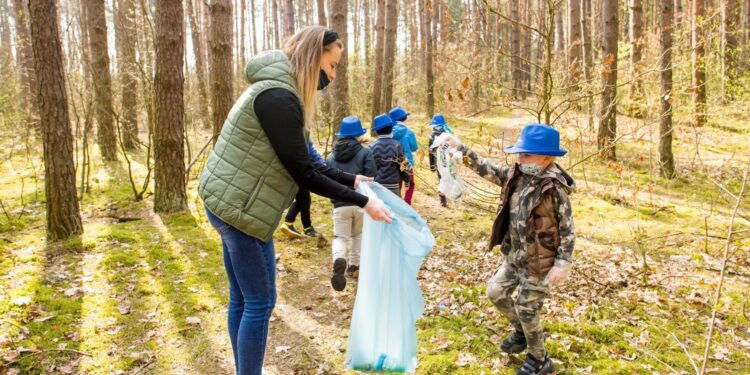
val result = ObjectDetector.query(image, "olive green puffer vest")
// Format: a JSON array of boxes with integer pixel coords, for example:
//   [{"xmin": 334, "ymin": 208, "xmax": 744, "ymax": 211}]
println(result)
[{"xmin": 199, "ymin": 50, "xmax": 306, "ymax": 242}]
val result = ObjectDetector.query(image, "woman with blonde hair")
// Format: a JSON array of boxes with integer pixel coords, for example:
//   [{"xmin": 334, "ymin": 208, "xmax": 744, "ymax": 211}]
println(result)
[{"xmin": 199, "ymin": 26, "xmax": 392, "ymax": 374}]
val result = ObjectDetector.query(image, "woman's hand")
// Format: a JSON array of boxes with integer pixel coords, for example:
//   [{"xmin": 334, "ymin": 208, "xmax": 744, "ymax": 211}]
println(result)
[
  {"xmin": 364, "ymin": 198, "xmax": 392, "ymax": 224},
  {"xmin": 545, "ymin": 261, "xmax": 572, "ymax": 286},
  {"xmin": 354, "ymin": 175, "xmax": 373, "ymax": 189}
]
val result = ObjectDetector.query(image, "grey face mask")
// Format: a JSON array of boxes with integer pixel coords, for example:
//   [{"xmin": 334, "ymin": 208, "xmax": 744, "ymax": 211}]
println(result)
[{"xmin": 519, "ymin": 163, "xmax": 542, "ymax": 176}]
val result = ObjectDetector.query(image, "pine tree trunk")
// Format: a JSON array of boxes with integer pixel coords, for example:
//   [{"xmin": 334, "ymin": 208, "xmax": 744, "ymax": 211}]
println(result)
[
  {"xmin": 272, "ymin": 0, "xmax": 280, "ymax": 48},
  {"xmin": 317, "ymin": 0, "xmax": 327, "ymax": 26},
  {"xmin": 422, "ymin": 0, "xmax": 434, "ymax": 118},
  {"xmin": 364, "ymin": 0, "xmax": 371, "ymax": 66},
  {"xmin": 12, "ymin": 0, "xmax": 38, "ymax": 123},
  {"xmin": 581, "ymin": 0, "xmax": 595, "ymax": 129},
  {"xmin": 187, "ymin": 0, "xmax": 211, "ymax": 128},
  {"xmin": 522, "ymin": 0, "xmax": 532, "ymax": 97},
  {"xmin": 510, "ymin": 0, "xmax": 521, "ymax": 99},
  {"xmin": 659, "ymin": 0, "xmax": 675, "ymax": 178},
  {"xmin": 674, "ymin": 0, "xmax": 682, "ymax": 24},
  {"xmin": 555, "ymin": 2, "xmax": 565, "ymax": 53},
  {"xmin": 153, "ymin": 0, "xmax": 187, "ymax": 213},
  {"xmin": 0, "ymin": 0, "xmax": 12, "ymax": 74},
  {"xmin": 628, "ymin": 0, "xmax": 644, "ymax": 110},
  {"xmin": 240, "ymin": 0, "xmax": 246, "ymax": 64},
  {"xmin": 285, "ymin": 0, "xmax": 294, "ymax": 38},
  {"xmin": 692, "ymin": 0, "xmax": 706, "ymax": 127},
  {"xmin": 210, "ymin": 0, "xmax": 234, "ymax": 142},
  {"xmin": 330, "ymin": 0, "xmax": 349, "ymax": 129},
  {"xmin": 116, "ymin": 0, "xmax": 140, "ymax": 149},
  {"xmin": 598, "ymin": 0, "xmax": 618, "ymax": 160},
  {"xmin": 371, "ymin": 0, "xmax": 385, "ymax": 118},
  {"xmin": 381, "ymin": 0, "xmax": 398, "ymax": 111},
  {"xmin": 569, "ymin": 0, "xmax": 582, "ymax": 89},
  {"xmin": 250, "ymin": 0, "xmax": 257, "ymax": 55},
  {"xmin": 28, "ymin": 0, "xmax": 83, "ymax": 240},
  {"xmin": 86, "ymin": 0, "xmax": 118, "ymax": 161}
]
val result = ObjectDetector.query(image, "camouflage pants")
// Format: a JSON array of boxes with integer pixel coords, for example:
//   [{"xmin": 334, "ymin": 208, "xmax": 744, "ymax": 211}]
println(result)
[{"xmin": 486, "ymin": 249, "xmax": 549, "ymax": 359}]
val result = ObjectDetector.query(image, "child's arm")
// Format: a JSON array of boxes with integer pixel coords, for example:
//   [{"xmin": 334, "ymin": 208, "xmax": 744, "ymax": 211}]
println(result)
[
  {"xmin": 553, "ymin": 186, "xmax": 575, "ymax": 266},
  {"xmin": 457, "ymin": 145, "xmax": 511, "ymax": 187}
]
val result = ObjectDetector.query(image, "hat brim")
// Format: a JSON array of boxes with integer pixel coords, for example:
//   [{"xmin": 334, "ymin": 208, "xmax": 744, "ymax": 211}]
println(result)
[
  {"xmin": 336, "ymin": 129, "xmax": 368, "ymax": 138},
  {"xmin": 503, "ymin": 145, "xmax": 567, "ymax": 156}
]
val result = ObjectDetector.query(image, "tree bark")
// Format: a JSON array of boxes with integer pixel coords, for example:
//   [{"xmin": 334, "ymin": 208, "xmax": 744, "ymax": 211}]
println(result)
[
  {"xmin": 13, "ymin": 0, "xmax": 39, "ymax": 124},
  {"xmin": 250, "ymin": 0, "xmax": 257, "ymax": 54},
  {"xmin": 1, "ymin": 0, "xmax": 12, "ymax": 72},
  {"xmin": 510, "ymin": 0, "xmax": 521, "ymax": 99},
  {"xmin": 115, "ymin": 0, "xmax": 140, "ymax": 149},
  {"xmin": 555, "ymin": 2, "xmax": 565, "ymax": 53},
  {"xmin": 422, "ymin": 0, "xmax": 434, "ymax": 118},
  {"xmin": 210, "ymin": 0, "xmax": 234, "ymax": 142},
  {"xmin": 187, "ymin": 0, "xmax": 211, "ymax": 128},
  {"xmin": 628, "ymin": 0, "xmax": 644, "ymax": 108},
  {"xmin": 721, "ymin": 0, "xmax": 739, "ymax": 100},
  {"xmin": 364, "ymin": 0, "xmax": 371, "ymax": 66},
  {"xmin": 317, "ymin": 0, "xmax": 327, "ymax": 26},
  {"xmin": 330, "ymin": 0, "xmax": 349, "ymax": 128},
  {"xmin": 674, "ymin": 0, "xmax": 682, "ymax": 24},
  {"xmin": 381, "ymin": 0, "xmax": 398, "ymax": 111},
  {"xmin": 240, "ymin": 0, "xmax": 246, "ymax": 64},
  {"xmin": 692, "ymin": 0, "xmax": 706, "ymax": 127},
  {"xmin": 153, "ymin": 0, "xmax": 187, "ymax": 212},
  {"xmin": 569, "ymin": 0, "xmax": 583, "ymax": 89},
  {"xmin": 598, "ymin": 0, "xmax": 618, "ymax": 160},
  {"xmin": 284, "ymin": 0, "xmax": 294, "ymax": 38},
  {"xmin": 28, "ymin": 0, "xmax": 83, "ymax": 240},
  {"xmin": 85, "ymin": 0, "xmax": 118, "ymax": 161},
  {"xmin": 659, "ymin": 0, "xmax": 675, "ymax": 178},
  {"xmin": 272, "ymin": 0, "xmax": 280, "ymax": 48},
  {"xmin": 371, "ymin": 0, "xmax": 385, "ymax": 117}
]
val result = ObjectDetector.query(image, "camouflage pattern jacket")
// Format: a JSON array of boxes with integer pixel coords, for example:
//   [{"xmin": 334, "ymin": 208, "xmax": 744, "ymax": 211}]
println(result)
[{"xmin": 459, "ymin": 145, "xmax": 576, "ymax": 277}]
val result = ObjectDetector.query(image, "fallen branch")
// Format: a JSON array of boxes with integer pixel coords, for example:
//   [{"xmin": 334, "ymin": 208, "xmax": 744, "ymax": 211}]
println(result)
[{"xmin": 700, "ymin": 157, "xmax": 750, "ymax": 375}]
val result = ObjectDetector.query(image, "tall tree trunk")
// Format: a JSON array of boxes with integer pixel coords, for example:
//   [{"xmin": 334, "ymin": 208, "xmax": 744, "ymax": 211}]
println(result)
[
  {"xmin": 85, "ymin": 0, "xmax": 118, "ymax": 161},
  {"xmin": 1, "ymin": 0, "xmax": 12, "ymax": 72},
  {"xmin": 240, "ymin": 0, "xmax": 245, "ymax": 64},
  {"xmin": 284, "ymin": 0, "xmax": 294, "ymax": 38},
  {"xmin": 28, "ymin": 0, "xmax": 83, "ymax": 240},
  {"xmin": 317, "ymin": 0, "xmax": 327, "ymax": 26},
  {"xmin": 581, "ymin": 0, "xmax": 595, "ymax": 129},
  {"xmin": 659, "ymin": 0, "xmax": 675, "ymax": 178},
  {"xmin": 598, "ymin": 0, "xmax": 618, "ymax": 160},
  {"xmin": 250, "ymin": 0, "xmax": 257, "ymax": 54},
  {"xmin": 187, "ymin": 0, "xmax": 211, "ymax": 128},
  {"xmin": 569, "ymin": 0, "xmax": 583, "ymax": 90},
  {"xmin": 422, "ymin": 0, "xmax": 434, "ymax": 118},
  {"xmin": 153, "ymin": 0, "xmax": 187, "ymax": 212},
  {"xmin": 692, "ymin": 0, "xmax": 706, "ymax": 127},
  {"xmin": 13, "ymin": 0, "xmax": 39, "ymax": 124},
  {"xmin": 371, "ymin": 0, "xmax": 385, "ymax": 118},
  {"xmin": 721, "ymin": 0, "xmax": 739, "ymax": 100},
  {"xmin": 115, "ymin": 0, "xmax": 140, "ymax": 149},
  {"xmin": 381, "ymin": 0, "xmax": 398, "ymax": 111},
  {"xmin": 272, "ymin": 0, "xmax": 280, "ymax": 48},
  {"xmin": 674, "ymin": 0, "xmax": 682, "ymax": 24},
  {"xmin": 628, "ymin": 0, "xmax": 644, "ymax": 112},
  {"xmin": 510, "ymin": 0, "xmax": 521, "ymax": 99},
  {"xmin": 330, "ymin": 0, "xmax": 348, "ymax": 127},
  {"xmin": 210, "ymin": 0, "xmax": 234, "ymax": 141},
  {"xmin": 522, "ymin": 0, "xmax": 532, "ymax": 97},
  {"xmin": 364, "ymin": 0, "xmax": 371, "ymax": 66},
  {"xmin": 555, "ymin": 2, "xmax": 565, "ymax": 53}
]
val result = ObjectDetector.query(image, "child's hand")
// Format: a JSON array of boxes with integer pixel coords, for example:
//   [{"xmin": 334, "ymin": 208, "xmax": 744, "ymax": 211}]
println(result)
[
  {"xmin": 354, "ymin": 175, "xmax": 373, "ymax": 189},
  {"xmin": 364, "ymin": 198, "xmax": 393, "ymax": 224},
  {"xmin": 438, "ymin": 133, "xmax": 463, "ymax": 149},
  {"xmin": 545, "ymin": 261, "xmax": 572, "ymax": 286}
]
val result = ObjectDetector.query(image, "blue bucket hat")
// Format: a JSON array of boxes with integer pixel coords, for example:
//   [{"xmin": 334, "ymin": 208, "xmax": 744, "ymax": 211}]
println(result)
[
  {"xmin": 372, "ymin": 114, "xmax": 395, "ymax": 131},
  {"xmin": 430, "ymin": 114, "xmax": 447, "ymax": 126},
  {"xmin": 388, "ymin": 106, "xmax": 409, "ymax": 122},
  {"xmin": 504, "ymin": 124, "xmax": 567, "ymax": 156},
  {"xmin": 336, "ymin": 116, "xmax": 367, "ymax": 138}
]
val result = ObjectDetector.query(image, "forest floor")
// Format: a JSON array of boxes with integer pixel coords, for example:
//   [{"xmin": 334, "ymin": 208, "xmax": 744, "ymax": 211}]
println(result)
[{"xmin": 1, "ymin": 107, "xmax": 749, "ymax": 374}]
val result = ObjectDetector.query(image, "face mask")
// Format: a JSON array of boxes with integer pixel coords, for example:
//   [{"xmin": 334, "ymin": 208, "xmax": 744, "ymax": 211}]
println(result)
[
  {"xmin": 317, "ymin": 69, "xmax": 331, "ymax": 90},
  {"xmin": 519, "ymin": 163, "xmax": 542, "ymax": 176}
]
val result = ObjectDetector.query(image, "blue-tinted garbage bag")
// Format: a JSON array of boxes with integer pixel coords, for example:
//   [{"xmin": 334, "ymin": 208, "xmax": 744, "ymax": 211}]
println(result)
[{"xmin": 346, "ymin": 182, "xmax": 435, "ymax": 373}]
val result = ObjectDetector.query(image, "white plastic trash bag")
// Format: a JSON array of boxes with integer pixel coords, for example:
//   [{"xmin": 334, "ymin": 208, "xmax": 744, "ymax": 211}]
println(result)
[
  {"xmin": 346, "ymin": 182, "xmax": 435, "ymax": 373},
  {"xmin": 430, "ymin": 136, "xmax": 469, "ymax": 202}
]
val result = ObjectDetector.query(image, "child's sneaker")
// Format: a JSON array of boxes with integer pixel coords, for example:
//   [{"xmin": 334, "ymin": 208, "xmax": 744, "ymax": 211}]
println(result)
[
  {"xmin": 331, "ymin": 258, "xmax": 347, "ymax": 291},
  {"xmin": 347, "ymin": 264, "xmax": 360, "ymax": 279},
  {"xmin": 515, "ymin": 353, "xmax": 554, "ymax": 375},
  {"xmin": 500, "ymin": 330, "xmax": 527, "ymax": 354},
  {"xmin": 304, "ymin": 227, "xmax": 320, "ymax": 238},
  {"xmin": 280, "ymin": 222, "xmax": 305, "ymax": 239}
]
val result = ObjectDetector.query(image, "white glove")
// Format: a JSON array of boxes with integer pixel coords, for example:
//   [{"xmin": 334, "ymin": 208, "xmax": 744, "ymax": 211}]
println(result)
[
  {"xmin": 434, "ymin": 132, "xmax": 463, "ymax": 149},
  {"xmin": 545, "ymin": 260, "xmax": 572, "ymax": 286}
]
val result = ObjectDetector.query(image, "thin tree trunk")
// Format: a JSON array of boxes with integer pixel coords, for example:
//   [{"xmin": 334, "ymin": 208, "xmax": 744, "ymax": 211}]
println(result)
[
  {"xmin": 692, "ymin": 0, "xmax": 706, "ymax": 127},
  {"xmin": 251, "ymin": 0, "xmax": 257, "ymax": 54},
  {"xmin": 675, "ymin": 0, "xmax": 682, "ymax": 24},
  {"xmin": 381, "ymin": 0, "xmax": 398, "ymax": 111},
  {"xmin": 598, "ymin": 0, "xmax": 618, "ymax": 160},
  {"xmin": 240, "ymin": 0, "xmax": 246, "ymax": 64},
  {"xmin": 364, "ymin": 0, "xmax": 371, "ymax": 66},
  {"xmin": 555, "ymin": 2, "xmax": 565, "ymax": 53},
  {"xmin": 285, "ymin": 0, "xmax": 294, "ymax": 38},
  {"xmin": 569, "ymin": 0, "xmax": 582, "ymax": 90},
  {"xmin": 210, "ymin": 0, "xmax": 234, "ymax": 142},
  {"xmin": 116, "ymin": 0, "xmax": 140, "ymax": 149},
  {"xmin": 659, "ymin": 0, "xmax": 675, "ymax": 178},
  {"xmin": 317, "ymin": 0, "xmax": 327, "ymax": 26},
  {"xmin": 272, "ymin": 0, "xmax": 280, "ymax": 48},
  {"xmin": 13, "ymin": 0, "xmax": 39, "ymax": 125},
  {"xmin": 720, "ymin": 0, "xmax": 739, "ymax": 100},
  {"xmin": 628, "ymin": 0, "xmax": 644, "ymax": 111},
  {"xmin": 153, "ymin": 0, "xmax": 187, "ymax": 212},
  {"xmin": 581, "ymin": 0, "xmax": 594, "ymax": 129},
  {"xmin": 187, "ymin": 0, "xmax": 211, "ymax": 128},
  {"xmin": 86, "ymin": 0, "xmax": 118, "ymax": 161},
  {"xmin": 330, "ymin": 0, "xmax": 348, "ymax": 127},
  {"xmin": 510, "ymin": 0, "xmax": 521, "ymax": 99},
  {"xmin": 423, "ymin": 0, "xmax": 434, "ymax": 118},
  {"xmin": 371, "ymin": 0, "xmax": 385, "ymax": 118},
  {"xmin": 28, "ymin": 0, "xmax": 83, "ymax": 240}
]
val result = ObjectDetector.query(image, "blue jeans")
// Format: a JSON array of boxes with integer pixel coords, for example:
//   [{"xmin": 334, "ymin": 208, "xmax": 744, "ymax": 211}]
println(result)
[{"xmin": 205, "ymin": 207, "xmax": 276, "ymax": 375}]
